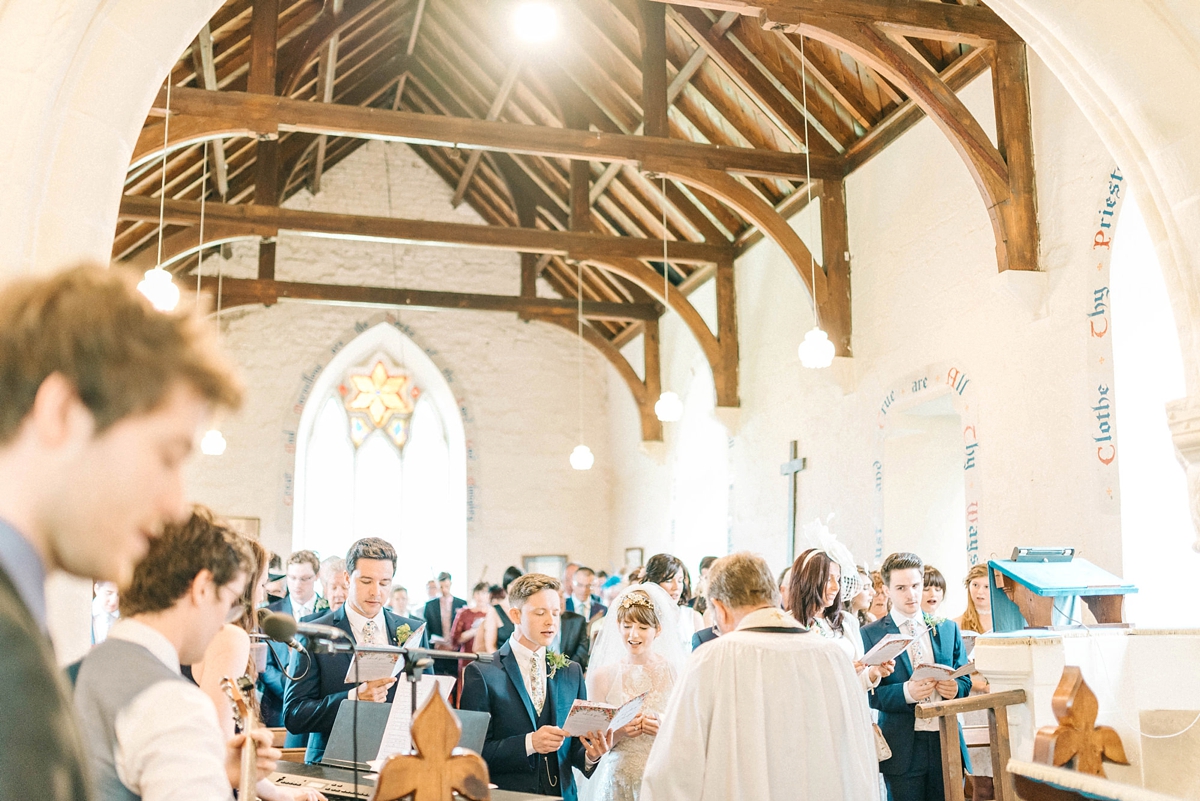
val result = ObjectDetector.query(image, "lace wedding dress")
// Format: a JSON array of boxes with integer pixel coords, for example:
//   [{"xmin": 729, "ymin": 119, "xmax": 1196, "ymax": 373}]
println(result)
[{"xmin": 586, "ymin": 657, "xmax": 677, "ymax": 801}]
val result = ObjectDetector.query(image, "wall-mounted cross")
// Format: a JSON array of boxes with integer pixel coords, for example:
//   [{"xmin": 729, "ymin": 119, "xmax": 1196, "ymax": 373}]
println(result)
[{"xmin": 781, "ymin": 440, "xmax": 807, "ymax": 564}]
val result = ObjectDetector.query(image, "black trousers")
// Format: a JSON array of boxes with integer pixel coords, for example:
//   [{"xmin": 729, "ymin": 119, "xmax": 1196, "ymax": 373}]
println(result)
[{"xmin": 884, "ymin": 730, "xmax": 944, "ymax": 801}]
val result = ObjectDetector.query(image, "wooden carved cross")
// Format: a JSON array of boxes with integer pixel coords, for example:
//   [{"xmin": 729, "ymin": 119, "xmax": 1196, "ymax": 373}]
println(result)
[
  {"xmin": 371, "ymin": 691, "xmax": 491, "ymax": 801},
  {"xmin": 781, "ymin": 440, "xmax": 807, "ymax": 563},
  {"xmin": 1033, "ymin": 666, "xmax": 1129, "ymax": 777}
]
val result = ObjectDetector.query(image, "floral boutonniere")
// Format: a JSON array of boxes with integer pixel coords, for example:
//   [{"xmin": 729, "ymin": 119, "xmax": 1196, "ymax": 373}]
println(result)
[
  {"xmin": 395, "ymin": 624, "xmax": 413, "ymax": 645},
  {"xmin": 924, "ymin": 612, "xmax": 945, "ymax": 631},
  {"xmin": 315, "ymin": 597, "xmax": 330, "ymax": 613},
  {"xmin": 546, "ymin": 650, "xmax": 570, "ymax": 679}
]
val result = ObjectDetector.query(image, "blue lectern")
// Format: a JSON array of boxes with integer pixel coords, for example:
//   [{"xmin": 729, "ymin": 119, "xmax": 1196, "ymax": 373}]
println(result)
[{"xmin": 988, "ymin": 556, "xmax": 1137, "ymax": 631}]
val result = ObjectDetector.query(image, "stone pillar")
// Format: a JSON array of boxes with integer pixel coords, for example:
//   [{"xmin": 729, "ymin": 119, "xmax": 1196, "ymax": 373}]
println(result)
[{"xmin": 1166, "ymin": 396, "xmax": 1200, "ymax": 552}]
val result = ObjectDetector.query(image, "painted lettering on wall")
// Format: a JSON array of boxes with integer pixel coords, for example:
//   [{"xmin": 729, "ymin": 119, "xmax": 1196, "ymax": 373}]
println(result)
[
  {"xmin": 1087, "ymin": 168, "xmax": 1124, "ymax": 514},
  {"xmin": 964, "ymin": 425, "xmax": 978, "ymax": 471}
]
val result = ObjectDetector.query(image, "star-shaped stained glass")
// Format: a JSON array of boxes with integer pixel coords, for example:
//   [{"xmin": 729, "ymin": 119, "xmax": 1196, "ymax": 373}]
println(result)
[{"xmin": 342, "ymin": 360, "xmax": 416, "ymax": 449}]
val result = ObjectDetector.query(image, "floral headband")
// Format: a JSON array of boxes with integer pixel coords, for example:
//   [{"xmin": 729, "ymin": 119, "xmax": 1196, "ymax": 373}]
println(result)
[{"xmin": 619, "ymin": 592, "xmax": 655, "ymax": 611}]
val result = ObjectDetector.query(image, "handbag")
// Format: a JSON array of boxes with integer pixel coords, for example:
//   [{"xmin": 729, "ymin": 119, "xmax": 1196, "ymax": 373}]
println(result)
[{"xmin": 873, "ymin": 723, "xmax": 892, "ymax": 761}]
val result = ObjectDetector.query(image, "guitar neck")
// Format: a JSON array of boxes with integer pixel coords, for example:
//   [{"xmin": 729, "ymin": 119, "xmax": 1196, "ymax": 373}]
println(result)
[{"xmin": 240, "ymin": 710, "xmax": 258, "ymax": 801}]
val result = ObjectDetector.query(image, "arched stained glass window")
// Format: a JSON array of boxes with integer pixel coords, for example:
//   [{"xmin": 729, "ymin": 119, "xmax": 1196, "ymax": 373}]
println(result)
[{"xmin": 293, "ymin": 323, "xmax": 466, "ymax": 595}]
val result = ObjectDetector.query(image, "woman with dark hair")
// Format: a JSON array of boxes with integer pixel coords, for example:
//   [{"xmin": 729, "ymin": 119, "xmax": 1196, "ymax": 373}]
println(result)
[
  {"xmin": 476, "ymin": 566, "xmax": 522, "ymax": 653},
  {"xmin": 787, "ymin": 548, "xmax": 894, "ymax": 691},
  {"xmin": 922, "ymin": 565, "xmax": 947, "ymax": 616},
  {"xmin": 642, "ymin": 553, "xmax": 703, "ymax": 650}
]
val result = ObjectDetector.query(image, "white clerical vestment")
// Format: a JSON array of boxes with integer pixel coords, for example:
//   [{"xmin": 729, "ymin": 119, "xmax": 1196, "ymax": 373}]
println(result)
[{"xmin": 640, "ymin": 606, "xmax": 879, "ymax": 801}]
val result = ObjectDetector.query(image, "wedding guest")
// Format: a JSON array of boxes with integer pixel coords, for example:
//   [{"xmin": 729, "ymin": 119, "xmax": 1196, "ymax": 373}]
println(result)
[
  {"xmin": 273, "ymin": 550, "xmax": 322, "ymax": 620},
  {"xmin": 387, "ymin": 585, "xmax": 410, "ymax": 617},
  {"xmin": 845, "ymin": 566, "xmax": 876, "ymax": 626},
  {"xmin": 868, "ymin": 569, "xmax": 890, "ymax": 619},
  {"xmin": 74, "ymin": 507, "xmax": 282, "ymax": 801},
  {"xmin": 922, "ymin": 566, "xmax": 946, "ymax": 616},
  {"xmin": 585, "ymin": 586, "xmax": 686, "ymax": 801},
  {"xmin": 424, "ymin": 570, "xmax": 467, "ymax": 675},
  {"xmin": 787, "ymin": 549, "xmax": 894, "ymax": 691},
  {"xmin": 566, "ymin": 565, "xmax": 607, "ymax": 622},
  {"xmin": 778, "ymin": 566, "xmax": 793, "ymax": 610},
  {"xmin": 317, "ymin": 556, "xmax": 348, "ymax": 612},
  {"xmin": 862, "ymin": 553, "xmax": 972, "ymax": 801},
  {"xmin": 92, "ymin": 581, "xmax": 120, "ymax": 645},
  {"xmin": 184, "ymin": 516, "xmax": 321, "ymax": 801},
  {"xmin": 284, "ymin": 538, "xmax": 430, "ymax": 763},
  {"xmin": 264, "ymin": 553, "xmax": 286, "ymax": 604},
  {"xmin": 600, "ymin": 574, "xmax": 625, "ymax": 608},
  {"xmin": 459, "ymin": 573, "xmax": 612, "ymax": 800},
  {"xmin": 476, "ymin": 566, "xmax": 521, "ymax": 653},
  {"xmin": 425, "ymin": 579, "xmax": 439, "ymax": 601},
  {"xmin": 0, "ymin": 265, "xmax": 241, "ymax": 801},
  {"xmin": 687, "ymin": 555, "xmax": 718, "ymax": 612},
  {"xmin": 262, "ymin": 549, "xmax": 322, "ymax": 736},
  {"xmin": 956, "ymin": 564, "xmax": 993, "ymax": 635},
  {"xmin": 643, "ymin": 553, "xmax": 703, "ymax": 650},
  {"xmin": 641, "ymin": 553, "xmax": 878, "ymax": 800},
  {"xmin": 451, "ymin": 582, "xmax": 491, "ymax": 651}
]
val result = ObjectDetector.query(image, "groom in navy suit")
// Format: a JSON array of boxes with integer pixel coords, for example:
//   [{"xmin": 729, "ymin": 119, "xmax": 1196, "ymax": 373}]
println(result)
[
  {"xmin": 284, "ymin": 538, "xmax": 429, "ymax": 763},
  {"xmin": 460, "ymin": 573, "xmax": 612, "ymax": 800},
  {"xmin": 861, "ymin": 552, "xmax": 972, "ymax": 801}
]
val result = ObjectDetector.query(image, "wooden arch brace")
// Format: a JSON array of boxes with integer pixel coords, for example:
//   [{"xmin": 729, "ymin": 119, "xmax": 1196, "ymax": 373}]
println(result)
[
  {"xmin": 536, "ymin": 315, "xmax": 664, "ymax": 443},
  {"xmin": 760, "ymin": 11, "xmax": 1039, "ymax": 273}
]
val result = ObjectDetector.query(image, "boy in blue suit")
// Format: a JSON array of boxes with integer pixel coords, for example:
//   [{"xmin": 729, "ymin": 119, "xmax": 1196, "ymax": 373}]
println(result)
[
  {"xmin": 460, "ymin": 573, "xmax": 612, "ymax": 800},
  {"xmin": 861, "ymin": 552, "xmax": 972, "ymax": 801}
]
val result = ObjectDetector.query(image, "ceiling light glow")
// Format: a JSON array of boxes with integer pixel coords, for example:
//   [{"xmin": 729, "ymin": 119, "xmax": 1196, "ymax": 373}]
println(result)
[{"xmin": 513, "ymin": 1, "xmax": 559, "ymax": 43}]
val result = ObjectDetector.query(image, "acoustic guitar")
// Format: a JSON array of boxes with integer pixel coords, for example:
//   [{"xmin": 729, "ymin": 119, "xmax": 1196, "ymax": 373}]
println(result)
[{"xmin": 221, "ymin": 675, "xmax": 259, "ymax": 801}]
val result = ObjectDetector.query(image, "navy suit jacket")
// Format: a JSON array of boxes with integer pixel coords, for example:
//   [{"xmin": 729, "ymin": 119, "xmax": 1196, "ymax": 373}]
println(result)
[
  {"xmin": 424, "ymin": 596, "xmax": 467, "ymax": 676},
  {"xmin": 283, "ymin": 604, "xmax": 428, "ymax": 763},
  {"xmin": 565, "ymin": 595, "xmax": 607, "ymax": 622},
  {"xmin": 259, "ymin": 594, "xmax": 320, "ymax": 728},
  {"xmin": 557, "ymin": 611, "xmax": 590, "ymax": 670},
  {"xmin": 691, "ymin": 625, "xmax": 719, "ymax": 650},
  {"xmin": 459, "ymin": 641, "xmax": 594, "ymax": 801},
  {"xmin": 860, "ymin": 614, "xmax": 973, "ymax": 775}
]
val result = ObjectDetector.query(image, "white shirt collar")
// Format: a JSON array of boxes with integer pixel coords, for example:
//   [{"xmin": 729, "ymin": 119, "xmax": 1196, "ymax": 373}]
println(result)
[
  {"xmin": 292, "ymin": 594, "xmax": 317, "ymax": 618},
  {"xmin": 890, "ymin": 608, "xmax": 924, "ymax": 630},
  {"xmin": 736, "ymin": 606, "xmax": 803, "ymax": 631},
  {"xmin": 509, "ymin": 632, "xmax": 546, "ymax": 662},
  {"xmin": 344, "ymin": 602, "xmax": 387, "ymax": 643},
  {"xmin": 107, "ymin": 618, "xmax": 182, "ymax": 675}
]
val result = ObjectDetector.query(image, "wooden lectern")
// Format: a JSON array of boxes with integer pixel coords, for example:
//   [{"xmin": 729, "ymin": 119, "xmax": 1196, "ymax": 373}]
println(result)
[{"xmin": 987, "ymin": 557, "xmax": 1136, "ymax": 631}]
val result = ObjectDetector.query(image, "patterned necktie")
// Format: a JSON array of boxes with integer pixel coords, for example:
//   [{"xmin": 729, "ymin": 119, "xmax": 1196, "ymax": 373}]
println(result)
[
  {"xmin": 530, "ymin": 654, "xmax": 545, "ymax": 715},
  {"xmin": 906, "ymin": 620, "xmax": 938, "ymax": 731},
  {"xmin": 362, "ymin": 619, "xmax": 378, "ymax": 645}
]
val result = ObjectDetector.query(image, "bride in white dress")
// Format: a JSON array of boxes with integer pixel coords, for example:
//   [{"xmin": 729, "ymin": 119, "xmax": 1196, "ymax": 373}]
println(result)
[{"xmin": 582, "ymin": 584, "xmax": 688, "ymax": 801}]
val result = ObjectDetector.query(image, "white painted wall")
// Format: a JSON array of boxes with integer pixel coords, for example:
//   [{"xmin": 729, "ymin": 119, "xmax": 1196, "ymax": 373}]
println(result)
[
  {"xmin": 606, "ymin": 55, "xmax": 1195, "ymax": 626},
  {"xmin": 184, "ymin": 140, "xmax": 613, "ymax": 588}
]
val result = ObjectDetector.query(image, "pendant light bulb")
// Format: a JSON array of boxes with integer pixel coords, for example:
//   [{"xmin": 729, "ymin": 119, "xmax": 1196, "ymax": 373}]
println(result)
[
  {"xmin": 654, "ymin": 391, "xmax": 683, "ymax": 422},
  {"xmin": 138, "ymin": 267, "xmax": 180, "ymax": 312},
  {"xmin": 200, "ymin": 428, "xmax": 227, "ymax": 456},
  {"xmin": 513, "ymin": 1, "xmax": 559, "ymax": 43},
  {"xmin": 798, "ymin": 327, "xmax": 835, "ymax": 369},
  {"xmin": 570, "ymin": 444, "xmax": 594, "ymax": 471}
]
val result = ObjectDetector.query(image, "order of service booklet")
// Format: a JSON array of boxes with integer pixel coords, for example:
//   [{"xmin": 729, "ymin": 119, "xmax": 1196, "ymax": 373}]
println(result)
[{"xmin": 562, "ymin": 692, "xmax": 648, "ymax": 737}]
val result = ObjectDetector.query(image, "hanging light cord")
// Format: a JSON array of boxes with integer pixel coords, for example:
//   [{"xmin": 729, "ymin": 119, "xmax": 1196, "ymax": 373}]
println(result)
[
  {"xmin": 196, "ymin": 140, "xmax": 208, "ymax": 305},
  {"xmin": 156, "ymin": 78, "xmax": 172, "ymax": 269},
  {"xmin": 799, "ymin": 29, "xmax": 819, "ymax": 330},
  {"xmin": 576, "ymin": 260, "xmax": 584, "ymax": 443},
  {"xmin": 662, "ymin": 176, "xmax": 669, "ymax": 304}
]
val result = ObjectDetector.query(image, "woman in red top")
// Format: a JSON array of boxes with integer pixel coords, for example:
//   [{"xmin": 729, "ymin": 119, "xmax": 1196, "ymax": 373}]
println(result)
[{"xmin": 449, "ymin": 582, "xmax": 491, "ymax": 702}]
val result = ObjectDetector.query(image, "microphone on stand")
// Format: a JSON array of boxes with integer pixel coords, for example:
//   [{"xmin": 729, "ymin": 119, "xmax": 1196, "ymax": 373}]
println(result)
[{"xmin": 258, "ymin": 609, "xmax": 349, "ymax": 650}]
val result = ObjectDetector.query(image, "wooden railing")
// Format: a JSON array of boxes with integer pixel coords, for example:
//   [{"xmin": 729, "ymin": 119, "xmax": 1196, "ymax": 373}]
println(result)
[{"xmin": 916, "ymin": 688, "xmax": 1028, "ymax": 801}]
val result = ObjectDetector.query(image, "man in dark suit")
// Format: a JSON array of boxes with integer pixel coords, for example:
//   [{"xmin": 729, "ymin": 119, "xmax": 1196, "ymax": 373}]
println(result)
[
  {"xmin": 424, "ymin": 570, "xmax": 467, "ymax": 675},
  {"xmin": 284, "ymin": 537, "xmax": 429, "ymax": 763},
  {"xmin": 556, "ymin": 610, "xmax": 590, "ymax": 669},
  {"xmin": 564, "ymin": 565, "xmax": 607, "ymax": 624},
  {"xmin": 691, "ymin": 624, "xmax": 719, "ymax": 650},
  {"xmin": 260, "ymin": 549, "xmax": 325, "ymax": 734},
  {"xmin": 0, "ymin": 265, "xmax": 243, "ymax": 801},
  {"xmin": 861, "ymin": 552, "xmax": 972, "ymax": 801},
  {"xmin": 460, "ymin": 574, "xmax": 612, "ymax": 801}
]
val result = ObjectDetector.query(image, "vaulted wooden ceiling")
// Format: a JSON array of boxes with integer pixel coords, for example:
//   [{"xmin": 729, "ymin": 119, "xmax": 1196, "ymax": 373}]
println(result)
[{"xmin": 113, "ymin": 0, "xmax": 1034, "ymax": 441}]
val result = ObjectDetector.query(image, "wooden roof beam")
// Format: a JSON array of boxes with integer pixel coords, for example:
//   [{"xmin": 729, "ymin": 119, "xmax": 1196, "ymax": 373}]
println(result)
[
  {"xmin": 191, "ymin": 24, "xmax": 230, "ymax": 199},
  {"xmin": 139, "ymin": 86, "xmax": 844, "ymax": 180},
  {"xmin": 652, "ymin": 0, "xmax": 1018, "ymax": 43},
  {"xmin": 118, "ymin": 195, "xmax": 733, "ymax": 264},
  {"xmin": 196, "ymin": 275, "xmax": 658, "ymax": 321},
  {"xmin": 452, "ymin": 55, "xmax": 523, "ymax": 207}
]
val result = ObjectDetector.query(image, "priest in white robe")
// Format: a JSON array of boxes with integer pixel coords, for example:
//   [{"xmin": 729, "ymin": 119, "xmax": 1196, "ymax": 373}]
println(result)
[{"xmin": 641, "ymin": 552, "xmax": 879, "ymax": 801}]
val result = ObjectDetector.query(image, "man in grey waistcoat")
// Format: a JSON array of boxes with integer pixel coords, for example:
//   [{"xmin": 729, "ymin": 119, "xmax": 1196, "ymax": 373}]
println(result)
[
  {"xmin": 0, "ymin": 266, "xmax": 243, "ymax": 801},
  {"xmin": 75, "ymin": 508, "xmax": 280, "ymax": 801}
]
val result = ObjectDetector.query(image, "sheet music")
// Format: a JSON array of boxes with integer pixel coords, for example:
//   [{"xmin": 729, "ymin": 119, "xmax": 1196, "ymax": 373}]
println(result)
[
  {"xmin": 374, "ymin": 675, "xmax": 457, "ymax": 761},
  {"xmin": 910, "ymin": 661, "xmax": 976, "ymax": 682},
  {"xmin": 562, "ymin": 692, "xmax": 647, "ymax": 737},
  {"xmin": 860, "ymin": 633, "xmax": 912, "ymax": 666},
  {"xmin": 342, "ymin": 624, "xmax": 427, "ymax": 683}
]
